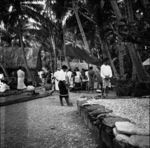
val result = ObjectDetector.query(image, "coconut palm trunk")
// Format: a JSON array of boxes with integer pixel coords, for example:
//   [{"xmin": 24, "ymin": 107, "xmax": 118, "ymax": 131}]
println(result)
[
  {"xmin": 73, "ymin": 1, "xmax": 90, "ymax": 54},
  {"xmin": 104, "ymin": 42, "xmax": 119, "ymax": 79},
  {"xmin": 50, "ymin": 36, "xmax": 57, "ymax": 71},
  {"xmin": 127, "ymin": 43, "xmax": 149, "ymax": 82},
  {"xmin": 118, "ymin": 42, "xmax": 125, "ymax": 77},
  {"xmin": 110, "ymin": 0, "xmax": 149, "ymax": 81},
  {"xmin": 18, "ymin": 25, "xmax": 35, "ymax": 85},
  {"xmin": 62, "ymin": 26, "xmax": 71, "ymax": 69},
  {"xmin": 95, "ymin": 25, "xmax": 119, "ymax": 78}
]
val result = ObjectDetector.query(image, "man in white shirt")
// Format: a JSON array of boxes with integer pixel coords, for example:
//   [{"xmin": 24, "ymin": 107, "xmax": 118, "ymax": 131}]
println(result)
[
  {"xmin": 67, "ymin": 68, "xmax": 74, "ymax": 89},
  {"xmin": 100, "ymin": 58, "xmax": 112, "ymax": 97},
  {"xmin": 74, "ymin": 68, "xmax": 82, "ymax": 90},
  {"xmin": 54, "ymin": 68, "xmax": 60, "ymax": 91},
  {"xmin": 58, "ymin": 65, "xmax": 72, "ymax": 106}
]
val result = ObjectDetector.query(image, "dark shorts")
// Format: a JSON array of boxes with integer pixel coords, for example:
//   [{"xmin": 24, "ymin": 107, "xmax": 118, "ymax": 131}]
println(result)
[{"xmin": 58, "ymin": 81, "xmax": 68, "ymax": 97}]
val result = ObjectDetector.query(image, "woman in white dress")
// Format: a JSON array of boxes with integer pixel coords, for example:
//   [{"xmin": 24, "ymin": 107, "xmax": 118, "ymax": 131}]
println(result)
[{"xmin": 17, "ymin": 66, "xmax": 26, "ymax": 90}]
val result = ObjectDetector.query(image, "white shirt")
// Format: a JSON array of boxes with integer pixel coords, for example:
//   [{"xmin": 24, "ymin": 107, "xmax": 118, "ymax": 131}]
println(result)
[
  {"xmin": 85, "ymin": 71, "xmax": 89, "ymax": 81},
  {"xmin": 75, "ymin": 71, "xmax": 81, "ymax": 83},
  {"xmin": 54, "ymin": 70, "xmax": 60, "ymax": 80},
  {"xmin": 67, "ymin": 71, "xmax": 72, "ymax": 81},
  {"xmin": 100, "ymin": 64, "xmax": 112, "ymax": 79},
  {"xmin": 0, "ymin": 73, "xmax": 4, "ymax": 80},
  {"xmin": 58, "ymin": 69, "xmax": 67, "ymax": 81}
]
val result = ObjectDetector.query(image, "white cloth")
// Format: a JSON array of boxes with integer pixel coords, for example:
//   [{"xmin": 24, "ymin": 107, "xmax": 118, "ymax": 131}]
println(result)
[
  {"xmin": 67, "ymin": 71, "xmax": 72, "ymax": 81},
  {"xmin": 54, "ymin": 70, "xmax": 60, "ymax": 90},
  {"xmin": 100, "ymin": 64, "xmax": 112, "ymax": 78},
  {"xmin": 58, "ymin": 70, "xmax": 67, "ymax": 81},
  {"xmin": 67, "ymin": 71, "xmax": 72, "ymax": 83},
  {"xmin": 85, "ymin": 71, "xmax": 89, "ymax": 81},
  {"xmin": 26, "ymin": 85, "xmax": 35, "ymax": 91},
  {"xmin": 0, "ymin": 80, "xmax": 9, "ymax": 92},
  {"xmin": 38, "ymin": 71, "xmax": 44, "ymax": 79},
  {"xmin": 75, "ymin": 71, "xmax": 81, "ymax": 83},
  {"xmin": 67, "ymin": 71, "xmax": 74, "ymax": 88},
  {"xmin": 17, "ymin": 69, "xmax": 26, "ymax": 90},
  {"xmin": 0, "ymin": 73, "xmax": 4, "ymax": 80}
]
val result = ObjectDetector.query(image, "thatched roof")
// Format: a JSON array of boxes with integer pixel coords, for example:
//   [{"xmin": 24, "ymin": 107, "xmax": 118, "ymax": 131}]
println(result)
[{"xmin": 0, "ymin": 46, "xmax": 39, "ymax": 69}]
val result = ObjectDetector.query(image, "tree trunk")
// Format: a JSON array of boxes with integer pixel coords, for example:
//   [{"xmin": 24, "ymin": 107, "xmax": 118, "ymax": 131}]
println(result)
[
  {"xmin": 50, "ymin": 36, "xmax": 57, "ymax": 71},
  {"xmin": 59, "ymin": 50, "xmax": 62, "ymax": 68},
  {"xmin": 18, "ymin": 28, "xmax": 35, "ymax": 85},
  {"xmin": 0, "ymin": 63, "xmax": 8, "ymax": 77},
  {"xmin": 110, "ymin": 0, "xmax": 122, "ymax": 21},
  {"xmin": 104, "ymin": 42, "xmax": 119, "ymax": 79},
  {"xmin": 127, "ymin": 43, "xmax": 149, "ymax": 82},
  {"xmin": 62, "ymin": 26, "xmax": 71, "ymax": 69},
  {"xmin": 126, "ymin": 0, "xmax": 134, "ymax": 22},
  {"xmin": 73, "ymin": 2, "xmax": 90, "ymax": 54},
  {"xmin": 95, "ymin": 25, "xmax": 119, "ymax": 78},
  {"xmin": 117, "ymin": 43, "xmax": 125, "ymax": 77},
  {"xmin": 49, "ymin": 51, "xmax": 53, "ymax": 72},
  {"xmin": 95, "ymin": 25, "xmax": 107, "ymax": 59},
  {"xmin": 125, "ymin": 0, "xmax": 149, "ymax": 81}
]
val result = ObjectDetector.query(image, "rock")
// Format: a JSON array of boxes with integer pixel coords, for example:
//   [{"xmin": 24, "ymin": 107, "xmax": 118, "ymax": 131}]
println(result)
[
  {"xmin": 129, "ymin": 135, "xmax": 150, "ymax": 148},
  {"xmin": 115, "ymin": 121, "xmax": 149, "ymax": 136},
  {"xmin": 85, "ymin": 104, "xmax": 101, "ymax": 112},
  {"xmin": 89, "ymin": 107, "xmax": 112, "ymax": 117},
  {"xmin": 115, "ymin": 121, "xmax": 136, "ymax": 135},
  {"xmin": 134, "ymin": 127, "xmax": 150, "ymax": 136},
  {"xmin": 102, "ymin": 116, "xmax": 130, "ymax": 128},
  {"xmin": 113, "ymin": 127, "xmax": 119, "ymax": 137},
  {"xmin": 97, "ymin": 113, "xmax": 108, "ymax": 119},
  {"xmin": 50, "ymin": 126, "xmax": 55, "ymax": 130},
  {"xmin": 115, "ymin": 134, "xmax": 130, "ymax": 144},
  {"xmin": 77, "ymin": 99, "xmax": 87, "ymax": 106}
]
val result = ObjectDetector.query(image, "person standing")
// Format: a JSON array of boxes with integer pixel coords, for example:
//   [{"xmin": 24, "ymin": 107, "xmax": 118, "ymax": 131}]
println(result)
[
  {"xmin": 88, "ymin": 66, "xmax": 95, "ymax": 90},
  {"xmin": 81, "ymin": 69, "xmax": 88, "ymax": 90},
  {"xmin": 95, "ymin": 66, "xmax": 102, "ymax": 91},
  {"xmin": 17, "ymin": 66, "xmax": 27, "ymax": 90},
  {"xmin": 58, "ymin": 65, "xmax": 72, "ymax": 106},
  {"xmin": 54, "ymin": 68, "xmax": 60, "ymax": 91},
  {"xmin": 67, "ymin": 68, "xmax": 74, "ymax": 89},
  {"xmin": 74, "ymin": 67, "xmax": 82, "ymax": 90},
  {"xmin": 100, "ymin": 58, "xmax": 112, "ymax": 97}
]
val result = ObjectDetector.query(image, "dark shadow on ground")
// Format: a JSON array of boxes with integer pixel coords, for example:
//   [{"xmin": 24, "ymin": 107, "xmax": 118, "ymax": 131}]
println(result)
[{"xmin": 0, "ymin": 104, "xmax": 28, "ymax": 148}]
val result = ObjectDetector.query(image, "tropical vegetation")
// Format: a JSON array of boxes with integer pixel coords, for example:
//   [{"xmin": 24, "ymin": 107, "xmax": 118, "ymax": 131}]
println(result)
[{"xmin": 0, "ymin": 0, "xmax": 150, "ymax": 94}]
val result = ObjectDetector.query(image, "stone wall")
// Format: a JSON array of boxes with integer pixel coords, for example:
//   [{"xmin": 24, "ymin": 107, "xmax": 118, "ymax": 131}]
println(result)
[{"xmin": 77, "ymin": 96, "xmax": 149, "ymax": 148}]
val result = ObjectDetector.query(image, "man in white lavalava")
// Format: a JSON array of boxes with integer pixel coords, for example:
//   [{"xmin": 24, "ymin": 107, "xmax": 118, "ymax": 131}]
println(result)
[{"xmin": 100, "ymin": 58, "xmax": 112, "ymax": 97}]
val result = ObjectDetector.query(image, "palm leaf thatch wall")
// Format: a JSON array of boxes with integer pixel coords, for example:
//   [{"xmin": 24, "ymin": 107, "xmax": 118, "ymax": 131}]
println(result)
[{"xmin": 0, "ymin": 46, "xmax": 39, "ymax": 69}]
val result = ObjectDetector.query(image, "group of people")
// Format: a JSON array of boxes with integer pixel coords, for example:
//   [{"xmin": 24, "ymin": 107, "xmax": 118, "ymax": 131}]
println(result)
[
  {"xmin": 52, "ymin": 58, "xmax": 113, "ymax": 106},
  {"xmin": 0, "ymin": 58, "xmax": 112, "ymax": 106},
  {"xmin": 0, "ymin": 66, "xmax": 34, "ymax": 93}
]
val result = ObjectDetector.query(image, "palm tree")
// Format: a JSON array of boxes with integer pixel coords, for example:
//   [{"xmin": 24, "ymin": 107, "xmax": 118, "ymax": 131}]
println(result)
[
  {"xmin": 46, "ymin": 0, "xmax": 95, "ymax": 68},
  {"xmin": 0, "ymin": 0, "xmax": 44, "ymax": 84},
  {"xmin": 84, "ymin": 0, "xmax": 150, "ymax": 81}
]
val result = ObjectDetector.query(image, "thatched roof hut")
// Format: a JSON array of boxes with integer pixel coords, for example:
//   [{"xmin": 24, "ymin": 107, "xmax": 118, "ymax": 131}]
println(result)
[{"xmin": 0, "ymin": 46, "xmax": 39, "ymax": 69}]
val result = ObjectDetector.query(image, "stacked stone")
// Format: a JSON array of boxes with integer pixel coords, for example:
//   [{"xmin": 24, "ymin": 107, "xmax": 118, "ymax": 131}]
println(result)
[
  {"xmin": 113, "ymin": 121, "xmax": 149, "ymax": 148},
  {"xmin": 77, "ymin": 96, "xmax": 150, "ymax": 148}
]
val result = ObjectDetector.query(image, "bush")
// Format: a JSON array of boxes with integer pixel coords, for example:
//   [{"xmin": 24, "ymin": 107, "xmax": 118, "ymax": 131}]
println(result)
[{"xmin": 115, "ymin": 80, "xmax": 133, "ymax": 96}]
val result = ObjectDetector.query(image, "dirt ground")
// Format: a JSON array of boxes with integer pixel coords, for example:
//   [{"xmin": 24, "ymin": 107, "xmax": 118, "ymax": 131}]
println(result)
[
  {"xmin": 0, "ymin": 91, "xmax": 149, "ymax": 148},
  {"xmin": 0, "ymin": 92, "xmax": 98, "ymax": 148}
]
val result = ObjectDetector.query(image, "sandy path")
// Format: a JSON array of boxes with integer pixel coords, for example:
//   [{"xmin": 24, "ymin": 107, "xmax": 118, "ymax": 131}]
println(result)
[{"xmin": 0, "ymin": 92, "xmax": 97, "ymax": 148}]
